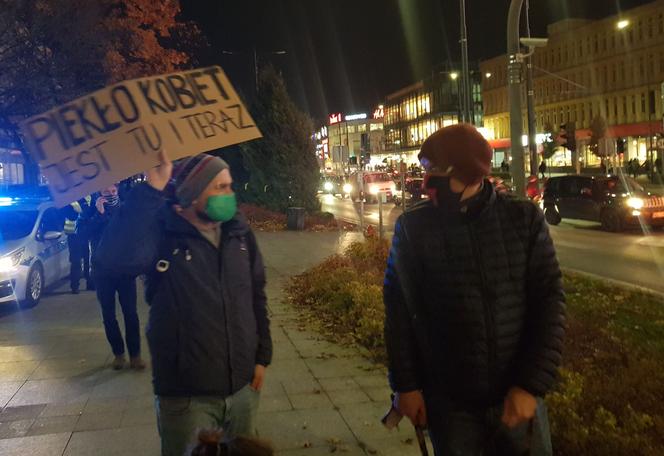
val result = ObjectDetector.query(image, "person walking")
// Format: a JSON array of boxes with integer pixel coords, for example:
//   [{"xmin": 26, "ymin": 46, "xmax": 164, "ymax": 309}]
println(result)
[
  {"xmin": 87, "ymin": 184, "xmax": 144, "ymax": 371},
  {"xmin": 538, "ymin": 160, "xmax": 547, "ymax": 180},
  {"xmin": 383, "ymin": 124, "xmax": 566, "ymax": 455},
  {"xmin": 95, "ymin": 151, "xmax": 272, "ymax": 456}
]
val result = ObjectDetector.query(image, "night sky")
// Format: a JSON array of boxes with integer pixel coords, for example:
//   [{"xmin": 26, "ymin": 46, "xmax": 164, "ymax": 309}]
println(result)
[{"xmin": 180, "ymin": 0, "xmax": 653, "ymax": 124}]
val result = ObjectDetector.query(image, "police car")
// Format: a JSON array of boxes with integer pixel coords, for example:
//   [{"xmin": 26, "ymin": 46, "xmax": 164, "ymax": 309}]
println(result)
[{"xmin": 0, "ymin": 194, "xmax": 70, "ymax": 307}]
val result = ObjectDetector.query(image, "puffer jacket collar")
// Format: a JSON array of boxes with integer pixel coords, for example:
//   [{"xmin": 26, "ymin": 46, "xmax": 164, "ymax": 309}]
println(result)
[{"xmin": 429, "ymin": 179, "xmax": 497, "ymax": 223}]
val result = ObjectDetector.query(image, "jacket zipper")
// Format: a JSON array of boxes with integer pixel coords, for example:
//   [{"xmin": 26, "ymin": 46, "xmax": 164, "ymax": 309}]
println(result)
[
  {"xmin": 218, "ymin": 239, "xmax": 234, "ymax": 393},
  {"xmin": 468, "ymin": 224, "xmax": 497, "ymax": 396}
]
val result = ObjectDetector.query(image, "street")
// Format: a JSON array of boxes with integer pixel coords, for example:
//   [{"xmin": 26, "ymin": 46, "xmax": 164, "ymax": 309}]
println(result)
[{"xmin": 320, "ymin": 194, "xmax": 664, "ymax": 294}]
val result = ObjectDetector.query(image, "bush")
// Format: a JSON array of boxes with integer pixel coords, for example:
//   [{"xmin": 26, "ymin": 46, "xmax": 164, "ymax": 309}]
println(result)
[{"xmin": 287, "ymin": 239, "xmax": 664, "ymax": 455}]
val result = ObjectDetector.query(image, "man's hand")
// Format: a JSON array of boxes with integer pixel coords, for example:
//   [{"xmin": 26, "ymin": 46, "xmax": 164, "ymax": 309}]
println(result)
[
  {"xmin": 250, "ymin": 364, "xmax": 266, "ymax": 392},
  {"xmin": 395, "ymin": 390, "xmax": 427, "ymax": 427},
  {"xmin": 95, "ymin": 197, "xmax": 106, "ymax": 214},
  {"xmin": 146, "ymin": 149, "xmax": 173, "ymax": 191},
  {"xmin": 501, "ymin": 387, "xmax": 537, "ymax": 428}
]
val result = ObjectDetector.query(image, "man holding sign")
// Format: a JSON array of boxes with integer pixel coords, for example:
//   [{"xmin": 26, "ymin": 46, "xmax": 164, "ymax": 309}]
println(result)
[{"xmin": 95, "ymin": 150, "xmax": 272, "ymax": 456}]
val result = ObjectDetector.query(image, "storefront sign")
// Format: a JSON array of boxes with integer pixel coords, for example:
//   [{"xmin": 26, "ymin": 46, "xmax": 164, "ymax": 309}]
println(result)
[
  {"xmin": 345, "ymin": 113, "xmax": 367, "ymax": 121},
  {"xmin": 329, "ymin": 113, "xmax": 343, "ymax": 124},
  {"xmin": 20, "ymin": 66, "xmax": 261, "ymax": 207},
  {"xmin": 373, "ymin": 105, "xmax": 384, "ymax": 119}
]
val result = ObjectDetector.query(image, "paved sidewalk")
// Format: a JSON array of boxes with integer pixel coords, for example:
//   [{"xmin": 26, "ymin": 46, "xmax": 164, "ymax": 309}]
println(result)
[{"xmin": 0, "ymin": 231, "xmax": 427, "ymax": 456}]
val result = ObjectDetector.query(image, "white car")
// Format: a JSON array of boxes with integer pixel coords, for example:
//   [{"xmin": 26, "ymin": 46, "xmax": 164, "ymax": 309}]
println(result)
[{"xmin": 0, "ymin": 197, "xmax": 70, "ymax": 307}]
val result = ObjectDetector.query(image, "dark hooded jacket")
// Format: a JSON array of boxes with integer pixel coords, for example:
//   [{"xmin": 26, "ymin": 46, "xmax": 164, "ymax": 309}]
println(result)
[{"xmin": 95, "ymin": 184, "xmax": 272, "ymax": 397}]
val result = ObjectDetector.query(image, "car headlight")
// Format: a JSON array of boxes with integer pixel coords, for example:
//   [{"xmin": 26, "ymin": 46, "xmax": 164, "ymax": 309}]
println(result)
[
  {"xmin": 627, "ymin": 197, "xmax": 644, "ymax": 209},
  {"xmin": 343, "ymin": 183, "xmax": 353, "ymax": 193},
  {"xmin": 0, "ymin": 248, "xmax": 25, "ymax": 273},
  {"xmin": 323, "ymin": 182, "xmax": 334, "ymax": 191}
]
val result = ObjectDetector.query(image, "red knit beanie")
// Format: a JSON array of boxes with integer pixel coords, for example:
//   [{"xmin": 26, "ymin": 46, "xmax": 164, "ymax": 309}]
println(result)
[{"xmin": 418, "ymin": 124, "xmax": 493, "ymax": 185}]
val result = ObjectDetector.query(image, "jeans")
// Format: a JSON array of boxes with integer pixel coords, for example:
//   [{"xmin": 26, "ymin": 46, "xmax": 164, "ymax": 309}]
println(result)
[
  {"xmin": 68, "ymin": 235, "xmax": 90, "ymax": 290},
  {"xmin": 155, "ymin": 385, "xmax": 261, "ymax": 456},
  {"xmin": 95, "ymin": 275, "xmax": 140, "ymax": 357},
  {"xmin": 426, "ymin": 397, "xmax": 552, "ymax": 456}
]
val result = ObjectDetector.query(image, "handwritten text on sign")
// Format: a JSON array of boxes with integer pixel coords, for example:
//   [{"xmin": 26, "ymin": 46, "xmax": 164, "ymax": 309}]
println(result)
[{"xmin": 20, "ymin": 66, "xmax": 261, "ymax": 207}]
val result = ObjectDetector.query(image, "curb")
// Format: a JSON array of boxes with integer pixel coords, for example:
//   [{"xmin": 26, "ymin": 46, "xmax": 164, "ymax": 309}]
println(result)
[{"xmin": 562, "ymin": 267, "xmax": 664, "ymax": 298}]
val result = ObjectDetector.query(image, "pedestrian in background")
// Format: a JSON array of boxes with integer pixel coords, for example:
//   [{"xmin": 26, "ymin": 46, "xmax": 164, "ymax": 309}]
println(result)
[
  {"xmin": 538, "ymin": 160, "xmax": 547, "ymax": 180},
  {"xmin": 88, "ymin": 184, "xmax": 144, "ymax": 371},
  {"xmin": 62, "ymin": 197, "xmax": 93, "ymax": 294},
  {"xmin": 384, "ymin": 124, "xmax": 565, "ymax": 455},
  {"xmin": 95, "ymin": 151, "xmax": 272, "ymax": 456}
]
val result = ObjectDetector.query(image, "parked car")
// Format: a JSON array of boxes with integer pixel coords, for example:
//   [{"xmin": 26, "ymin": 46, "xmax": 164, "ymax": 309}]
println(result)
[
  {"xmin": 0, "ymin": 196, "xmax": 70, "ymax": 307},
  {"xmin": 394, "ymin": 178, "xmax": 427, "ymax": 207},
  {"xmin": 542, "ymin": 175, "xmax": 664, "ymax": 232},
  {"xmin": 349, "ymin": 172, "xmax": 396, "ymax": 203}
]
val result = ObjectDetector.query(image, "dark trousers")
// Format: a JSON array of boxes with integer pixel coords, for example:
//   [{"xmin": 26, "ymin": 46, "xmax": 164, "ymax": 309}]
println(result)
[
  {"xmin": 425, "ymin": 397, "xmax": 552, "ymax": 456},
  {"xmin": 95, "ymin": 275, "xmax": 140, "ymax": 357},
  {"xmin": 68, "ymin": 235, "xmax": 91, "ymax": 290}
]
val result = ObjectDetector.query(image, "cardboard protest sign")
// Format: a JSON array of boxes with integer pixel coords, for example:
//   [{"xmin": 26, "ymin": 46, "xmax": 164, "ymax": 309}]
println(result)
[{"xmin": 20, "ymin": 66, "xmax": 261, "ymax": 207}]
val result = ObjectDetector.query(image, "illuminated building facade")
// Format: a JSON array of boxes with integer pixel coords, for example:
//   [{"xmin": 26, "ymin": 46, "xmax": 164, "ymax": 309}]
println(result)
[{"xmin": 481, "ymin": 0, "xmax": 664, "ymax": 170}]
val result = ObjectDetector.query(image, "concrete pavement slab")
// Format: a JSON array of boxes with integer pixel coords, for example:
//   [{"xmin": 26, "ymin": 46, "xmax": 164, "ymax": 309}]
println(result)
[
  {"xmin": 7, "ymin": 379, "xmax": 93, "ymax": 407},
  {"xmin": 39, "ymin": 402, "xmax": 86, "ymax": 418},
  {"xmin": 257, "ymin": 408, "xmax": 356, "ymax": 452},
  {"xmin": 120, "ymin": 406, "xmax": 157, "ymax": 428},
  {"xmin": 0, "ymin": 361, "xmax": 40, "ymax": 382},
  {"xmin": 0, "ymin": 432, "xmax": 71, "ymax": 456},
  {"xmin": 0, "ymin": 381, "xmax": 23, "ymax": 408},
  {"xmin": 287, "ymin": 392, "xmax": 333, "ymax": 410},
  {"xmin": 327, "ymin": 388, "xmax": 372, "ymax": 407},
  {"xmin": 28, "ymin": 415, "xmax": 79, "ymax": 436},
  {"xmin": 0, "ymin": 419, "xmax": 34, "ymax": 439},
  {"xmin": 74, "ymin": 411, "xmax": 124, "ymax": 432},
  {"xmin": 63, "ymin": 425, "xmax": 160, "ymax": 456}
]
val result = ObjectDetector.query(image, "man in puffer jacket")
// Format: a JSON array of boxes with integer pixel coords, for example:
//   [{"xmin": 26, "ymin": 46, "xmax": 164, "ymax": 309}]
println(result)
[
  {"xmin": 383, "ymin": 124, "xmax": 565, "ymax": 455},
  {"xmin": 95, "ymin": 151, "xmax": 272, "ymax": 456}
]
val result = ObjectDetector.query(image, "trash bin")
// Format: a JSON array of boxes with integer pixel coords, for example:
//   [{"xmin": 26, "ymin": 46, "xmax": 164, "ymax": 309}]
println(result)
[{"xmin": 286, "ymin": 207, "xmax": 305, "ymax": 231}]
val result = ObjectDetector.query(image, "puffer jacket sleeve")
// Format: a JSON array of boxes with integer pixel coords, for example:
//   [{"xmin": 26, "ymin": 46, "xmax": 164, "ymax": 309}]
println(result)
[
  {"xmin": 248, "ymin": 230, "xmax": 272, "ymax": 367},
  {"xmin": 514, "ymin": 206, "xmax": 566, "ymax": 396},
  {"xmin": 95, "ymin": 183, "xmax": 164, "ymax": 277},
  {"xmin": 384, "ymin": 217, "xmax": 422, "ymax": 393}
]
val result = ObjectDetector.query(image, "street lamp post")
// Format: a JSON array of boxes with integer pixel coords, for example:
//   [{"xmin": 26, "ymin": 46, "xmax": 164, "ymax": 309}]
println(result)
[
  {"xmin": 222, "ymin": 48, "xmax": 286, "ymax": 94},
  {"xmin": 507, "ymin": 0, "xmax": 526, "ymax": 196},
  {"xmin": 459, "ymin": 0, "xmax": 474, "ymax": 125}
]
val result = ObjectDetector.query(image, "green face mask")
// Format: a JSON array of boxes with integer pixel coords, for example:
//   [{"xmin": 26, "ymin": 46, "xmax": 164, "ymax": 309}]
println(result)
[{"xmin": 205, "ymin": 193, "xmax": 237, "ymax": 222}]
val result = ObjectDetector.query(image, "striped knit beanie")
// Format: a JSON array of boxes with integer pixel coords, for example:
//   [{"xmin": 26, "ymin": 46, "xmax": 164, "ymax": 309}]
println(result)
[{"xmin": 170, "ymin": 154, "xmax": 229, "ymax": 207}]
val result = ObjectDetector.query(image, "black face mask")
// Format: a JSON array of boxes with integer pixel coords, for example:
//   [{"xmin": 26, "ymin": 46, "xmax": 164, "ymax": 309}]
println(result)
[
  {"xmin": 425, "ymin": 175, "xmax": 466, "ymax": 212},
  {"xmin": 103, "ymin": 194, "xmax": 119, "ymax": 207}
]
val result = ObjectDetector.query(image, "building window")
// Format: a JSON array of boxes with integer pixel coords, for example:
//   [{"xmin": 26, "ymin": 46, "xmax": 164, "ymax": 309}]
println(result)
[
  {"xmin": 641, "ymin": 93, "xmax": 647, "ymax": 114},
  {"xmin": 357, "ymin": 124, "xmax": 367, "ymax": 133},
  {"xmin": 632, "ymin": 95, "xmax": 637, "ymax": 115}
]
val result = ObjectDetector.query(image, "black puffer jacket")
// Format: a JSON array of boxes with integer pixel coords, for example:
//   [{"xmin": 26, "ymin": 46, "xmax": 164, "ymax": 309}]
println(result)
[
  {"xmin": 95, "ymin": 184, "xmax": 272, "ymax": 397},
  {"xmin": 384, "ymin": 182, "xmax": 565, "ymax": 408}
]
